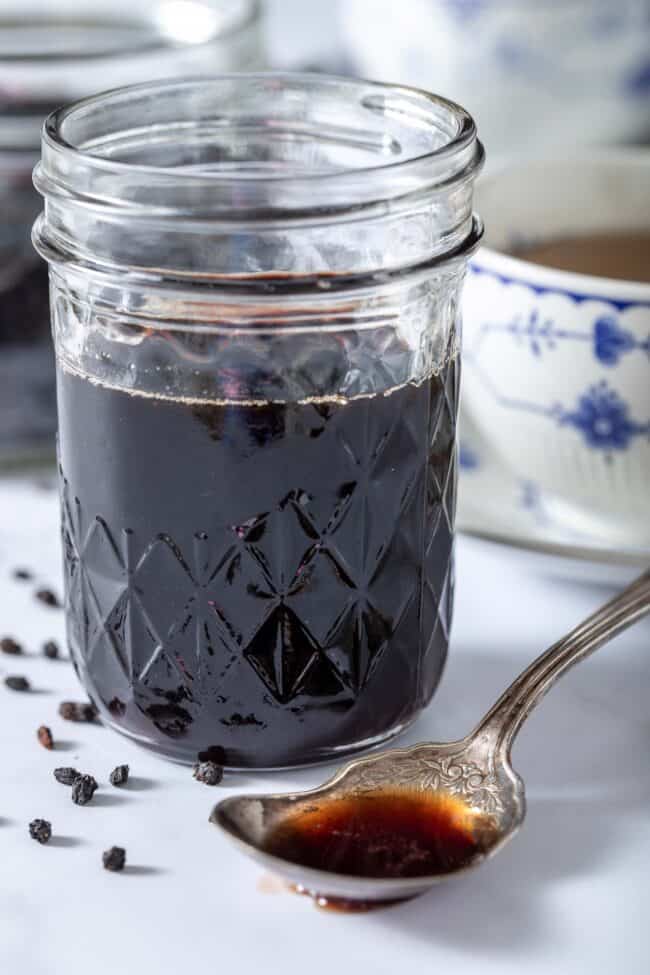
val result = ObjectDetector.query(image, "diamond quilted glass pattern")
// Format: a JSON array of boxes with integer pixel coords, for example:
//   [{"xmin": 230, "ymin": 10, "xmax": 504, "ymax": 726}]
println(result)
[{"xmin": 58, "ymin": 355, "xmax": 458, "ymax": 766}]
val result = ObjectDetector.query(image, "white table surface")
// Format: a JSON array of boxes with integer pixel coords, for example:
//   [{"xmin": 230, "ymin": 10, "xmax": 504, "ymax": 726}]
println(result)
[{"xmin": 1, "ymin": 474, "xmax": 648, "ymax": 975}]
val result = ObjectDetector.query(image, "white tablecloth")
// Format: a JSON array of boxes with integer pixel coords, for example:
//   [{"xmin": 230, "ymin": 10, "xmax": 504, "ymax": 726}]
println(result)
[{"xmin": 1, "ymin": 475, "xmax": 648, "ymax": 975}]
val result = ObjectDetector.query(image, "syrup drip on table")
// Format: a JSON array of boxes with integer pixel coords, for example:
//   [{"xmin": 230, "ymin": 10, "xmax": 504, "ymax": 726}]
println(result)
[{"xmin": 262, "ymin": 787, "xmax": 495, "ymax": 912}]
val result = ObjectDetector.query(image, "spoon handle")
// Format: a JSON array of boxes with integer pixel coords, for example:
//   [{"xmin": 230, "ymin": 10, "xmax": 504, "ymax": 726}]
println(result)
[{"xmin": 473, "ymin": 569, "xmax": 650, "ymax": 759}]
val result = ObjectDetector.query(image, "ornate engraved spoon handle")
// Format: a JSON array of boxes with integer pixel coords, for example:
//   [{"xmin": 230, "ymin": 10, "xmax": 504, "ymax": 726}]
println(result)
[{"xmin": 473, "ymin": 569, "xmax": 650, "ymax": 760}]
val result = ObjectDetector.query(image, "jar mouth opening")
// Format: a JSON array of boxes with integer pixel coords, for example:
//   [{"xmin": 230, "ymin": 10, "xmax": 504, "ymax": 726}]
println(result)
[{"xmin": 37, "ymin": 73, "xmax": 483, "ymax": 214}]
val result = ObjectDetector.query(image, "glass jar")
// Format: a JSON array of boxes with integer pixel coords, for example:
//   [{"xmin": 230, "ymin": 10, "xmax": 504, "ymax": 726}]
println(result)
[
  {"xmin": 33, "ymin": 74, "xmax": 483, "ymax": 768},
  {"xmin": 0, "ymin": 0, "xmax": 263, "ymax": 466}
]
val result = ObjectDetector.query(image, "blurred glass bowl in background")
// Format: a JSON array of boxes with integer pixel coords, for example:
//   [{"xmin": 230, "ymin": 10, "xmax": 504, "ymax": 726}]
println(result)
[{"xmin": 0, "ymin": 0, "xmax": 264, "ymax": 467}]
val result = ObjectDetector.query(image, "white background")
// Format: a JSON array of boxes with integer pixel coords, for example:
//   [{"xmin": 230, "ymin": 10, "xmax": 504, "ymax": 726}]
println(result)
[{"xmin": 264, "ymin": 0, "xmax": 344, "ymax": 68}]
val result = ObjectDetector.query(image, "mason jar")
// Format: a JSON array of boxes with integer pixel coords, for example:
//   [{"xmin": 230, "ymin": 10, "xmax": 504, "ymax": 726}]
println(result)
[
  {"xmin": 0, "ymin": 0, "xmax": 263, "ymax": 466},
  {"xmin": 33, "ymin": 74, "xmax": 483, "ymax": 768}
]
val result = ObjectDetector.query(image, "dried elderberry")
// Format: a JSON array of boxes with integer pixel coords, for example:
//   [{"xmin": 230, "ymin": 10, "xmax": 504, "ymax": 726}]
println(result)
[
  {"xmin": 29, "ymin": 819, "xmax": 52, "ymax": 844},
  {"xmin": 54, "ymin": 767, "xmax": 80, "ymax": 786},
  {"xmin": 59, "ymin": 700, "xmax": 98, "ymax": 723},
  {"xmin": 71, "ymin": 774, "xmax": 98, "ymax": 806},
  {"xmin": 109, "ymin": 765, "xmax": 129, "ymax": 787},
  {"xmin": 37, "ymin": 725, "xmax": 54, "ymax": 750},
  {"xmin": 102, "ymin": 846, "xmax": 126, "ymax": 872},
  {"xmin": 192, "ymin": 761, "xmax": 223, "ymax": 786}
]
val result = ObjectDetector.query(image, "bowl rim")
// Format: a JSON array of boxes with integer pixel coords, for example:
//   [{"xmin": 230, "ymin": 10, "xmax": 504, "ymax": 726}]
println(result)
[{"xmin": 470, "ymin": 247, "xmax": 650, "ymax": 304}]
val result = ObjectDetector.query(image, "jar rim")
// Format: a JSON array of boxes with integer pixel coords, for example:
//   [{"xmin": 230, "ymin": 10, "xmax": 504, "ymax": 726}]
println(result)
[{"xmin": 35, "ymin": 73, "xmax": 483, "ymax": 215}]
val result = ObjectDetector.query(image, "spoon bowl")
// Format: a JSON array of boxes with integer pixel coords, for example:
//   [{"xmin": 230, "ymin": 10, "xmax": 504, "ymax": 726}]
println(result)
[
  {"xmin": 212, "ymin": 737, "xmax": 525, "ymax": 905},
  {"xmin": 211, "ymin": 569, "xmax": 650, "ymax": 908}
]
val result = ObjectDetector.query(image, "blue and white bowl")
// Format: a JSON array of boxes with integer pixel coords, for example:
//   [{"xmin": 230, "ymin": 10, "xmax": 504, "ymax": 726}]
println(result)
[
  {"xmin": 462, "ymin": 151, "xmax": 650, "ymax": 545},
  {"xmin": 340, "ymin": 0, "xmax": 650, "ymax": 159}
]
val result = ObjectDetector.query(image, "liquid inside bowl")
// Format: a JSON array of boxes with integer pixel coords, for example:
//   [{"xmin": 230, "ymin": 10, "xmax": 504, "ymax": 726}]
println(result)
[{"xmin": 512, "ymin": 232, "xmax": 650, "ymax": 285}]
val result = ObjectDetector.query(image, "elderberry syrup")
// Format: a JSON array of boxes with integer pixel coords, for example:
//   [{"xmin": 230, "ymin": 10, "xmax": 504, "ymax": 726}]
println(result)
[{"xmin": 57, "ymin": 357, "xmax": 458, "ymax": 766}]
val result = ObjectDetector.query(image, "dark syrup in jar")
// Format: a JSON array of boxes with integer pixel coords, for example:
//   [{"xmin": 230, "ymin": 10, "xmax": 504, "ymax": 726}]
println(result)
[
  {"xmin": 57, "ymin": 357, "xmax": 458, "ymax": 767},
  {"xmin": 263, "ymin": 788, "xmax": 494, "ymax": 912}
]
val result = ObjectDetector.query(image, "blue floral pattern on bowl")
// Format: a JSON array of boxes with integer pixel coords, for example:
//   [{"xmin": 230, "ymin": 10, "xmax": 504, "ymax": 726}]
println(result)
[
  {"xmin": 459, "ymin": 442, "xmax": 480, "ymax": 471},
  {"xmin": 461, "ymin": 241, "xmax": 650, "ymax": 542},
  {"xmin": 561, "ymin": 382, "xmax": 650, "ymax": 450},
  {"xmin": 593, "ymin": 316, "xmax": 639, "ymax": 366},
  {"xmin": 457, "ymin": 404, "xmax": 650, "ymax": 563},
  {"xmin": 465, "ymin": 264, "xmax": 650, "ymax": 453},
  {"xmin": 443, "ymin": 0, "xmax": 485, "ymax": 24}
]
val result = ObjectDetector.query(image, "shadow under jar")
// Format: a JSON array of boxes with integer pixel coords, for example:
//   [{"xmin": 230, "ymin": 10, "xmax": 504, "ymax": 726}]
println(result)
[
  {"xmin": 0, "ymin": 0, "xmax": 263, "ymax": 466},
  {"xmin": 33, "ymin": 74, "xmax": 483, "ymax": 767}
]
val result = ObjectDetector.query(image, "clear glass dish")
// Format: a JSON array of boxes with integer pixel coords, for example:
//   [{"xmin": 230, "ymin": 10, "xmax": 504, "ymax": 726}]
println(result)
[{"xmin": 0, "ymin": 0, "xmax": 264, "ymax": 467}]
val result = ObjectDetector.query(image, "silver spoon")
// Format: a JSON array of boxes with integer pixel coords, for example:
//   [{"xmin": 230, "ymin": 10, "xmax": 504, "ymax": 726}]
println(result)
[{"xmin": 211, "ymin": 569, "xmax": 650, "ymax": 907}]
